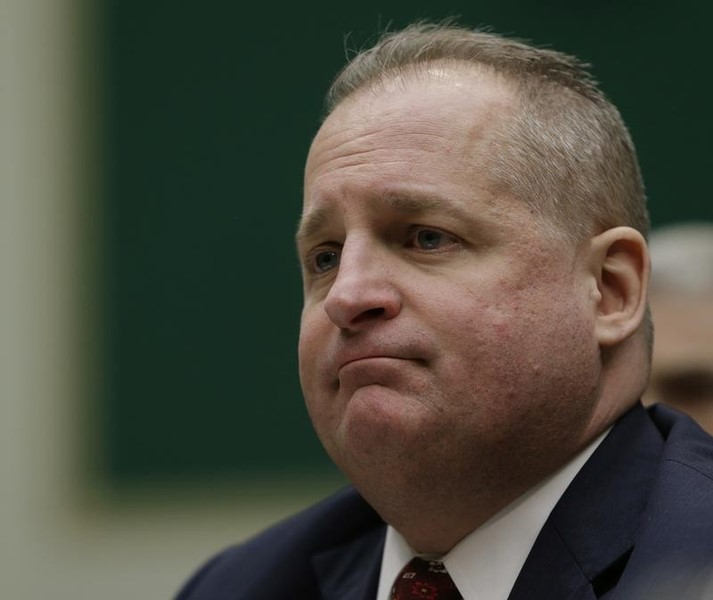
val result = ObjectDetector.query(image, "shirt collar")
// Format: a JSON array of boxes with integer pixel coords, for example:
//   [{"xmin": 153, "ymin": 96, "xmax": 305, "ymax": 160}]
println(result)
[{"xmin": 376, "ymin": 429, "xmax": 609, "ymax": 600}]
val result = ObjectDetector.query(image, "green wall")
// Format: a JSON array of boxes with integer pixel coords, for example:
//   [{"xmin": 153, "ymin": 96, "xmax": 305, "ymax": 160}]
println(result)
[{"xmin": 101, "ymin": 0, "xmax": 712, "ymax": 486}]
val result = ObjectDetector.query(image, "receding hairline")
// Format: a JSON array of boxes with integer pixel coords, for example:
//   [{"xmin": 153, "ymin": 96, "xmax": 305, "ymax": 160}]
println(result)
[
  {"xmin": 324, "ymin": 58, "xmax": 519, "ymax": 116},
  {"xmin": 324, "ymin": 23, "xmax": 606, "ymax": 117}
]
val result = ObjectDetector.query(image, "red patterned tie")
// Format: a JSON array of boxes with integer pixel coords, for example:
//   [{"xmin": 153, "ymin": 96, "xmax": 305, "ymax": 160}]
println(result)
[{"xmin": 390, "ymin": 557, "xmax": 463, "ymax": 600}]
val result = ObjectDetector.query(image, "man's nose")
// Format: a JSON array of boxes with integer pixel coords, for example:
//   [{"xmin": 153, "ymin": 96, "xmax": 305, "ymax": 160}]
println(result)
[{"xmin": 323, "ymin": 244, "xmax": 402, "ymax": 331}]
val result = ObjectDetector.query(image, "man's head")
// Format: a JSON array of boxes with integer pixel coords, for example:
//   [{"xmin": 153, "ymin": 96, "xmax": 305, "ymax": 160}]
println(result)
[
  {"xmin": 296, "ymin": 22, "xmax": 650, "ymax": 553},
  {"xmin": 644, "ymin": 223, "xmax": 713, "ymax": 433}
]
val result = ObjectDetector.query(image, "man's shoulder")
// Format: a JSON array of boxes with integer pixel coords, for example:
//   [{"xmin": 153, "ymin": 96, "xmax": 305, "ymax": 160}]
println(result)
[
  {"xmin": 550, "ymin": 402, "xmax": 713, "ymax": 551},
  {"xmin": 649, "ymin": 402, "xmax": 713, "ymax": 481},
  {"xmin": 615, "ymin": 403, "xmax": 713, "ymax": 523},
  {"xmin": 614, "ymin": 405, "xmax": 713, "ymax": 598},
  {"xmin": 175, "ymin": 486, "xmax": 384, "ymax": 600},
  {"xmin": 512, "ymin": 404, "xmax": 713, "ymax": 600}
]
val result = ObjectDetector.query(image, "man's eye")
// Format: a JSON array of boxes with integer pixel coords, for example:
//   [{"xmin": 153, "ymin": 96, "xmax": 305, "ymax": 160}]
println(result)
[
  {"xmin": 411, "ymin": 228, "xmax": 453, "ymax": 250},
  {"xmin": 313, "ymin": 250, "xmax": 340, "ymax": 273}
]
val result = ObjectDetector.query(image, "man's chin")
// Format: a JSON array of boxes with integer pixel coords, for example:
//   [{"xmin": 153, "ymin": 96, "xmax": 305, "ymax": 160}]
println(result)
[{"xmin": 329, "ymin": 386, "xmax": 438, "ymax": 459}]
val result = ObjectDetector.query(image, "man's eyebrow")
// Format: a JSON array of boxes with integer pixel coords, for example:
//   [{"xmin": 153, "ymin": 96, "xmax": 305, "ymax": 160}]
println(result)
[
  {"xmin": 296, "ymin": 206, "xmax": 332, "ymax": 248},
  {"xmin": 296, "ymin": 193, "xmax": 464, "ymax": 247}
]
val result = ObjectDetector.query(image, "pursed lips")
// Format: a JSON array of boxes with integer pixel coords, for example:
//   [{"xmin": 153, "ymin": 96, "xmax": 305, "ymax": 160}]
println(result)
[
  {"xmin": 327, "ymin": 338, "xmax": 432, "ymax": 386},
  {"xmin": 339, "ymin": 354, "xmax": 404, "ymax": 369},
  {"xmin": 333, "ymin": 355, "xmax": 411, "ymax": 389},
  {"xmin": 334, "ymin": 351, "xmax": 427, "ymax": 379}
]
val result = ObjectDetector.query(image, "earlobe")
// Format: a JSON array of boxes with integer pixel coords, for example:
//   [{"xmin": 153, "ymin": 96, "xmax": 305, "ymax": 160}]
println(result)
[{"xmin": 589, "ymin": 227, "xmax": 650, "ymax": 347}]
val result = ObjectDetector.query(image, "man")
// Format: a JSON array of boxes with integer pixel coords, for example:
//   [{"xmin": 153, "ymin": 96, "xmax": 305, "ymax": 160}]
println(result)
[
  {"xmin": 177, "ymin": 22, "xmax": 713, "ymax": 600},
  {"xmin": 644, "ymin": 222, "xmax": 713, "ymax": 433}
]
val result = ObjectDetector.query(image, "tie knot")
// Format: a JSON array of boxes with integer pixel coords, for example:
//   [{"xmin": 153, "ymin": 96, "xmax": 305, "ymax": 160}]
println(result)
[{"xmin": 391, "ymin": 557, "xmax": 463, "ymax": 600}]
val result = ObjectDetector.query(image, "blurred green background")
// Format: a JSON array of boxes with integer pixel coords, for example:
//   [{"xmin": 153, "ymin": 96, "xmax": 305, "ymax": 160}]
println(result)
[{"xmin": 101, "ymin": 0, "xmax": 711, "ymax": 487}]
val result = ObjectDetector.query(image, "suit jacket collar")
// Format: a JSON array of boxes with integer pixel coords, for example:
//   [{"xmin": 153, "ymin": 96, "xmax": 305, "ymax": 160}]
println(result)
[{"xmin": 509, "ymin": 403, "xmax": 664, "ymax": 599}]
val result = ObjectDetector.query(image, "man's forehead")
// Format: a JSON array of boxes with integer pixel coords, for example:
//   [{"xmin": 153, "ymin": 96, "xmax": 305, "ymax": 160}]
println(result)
[{"xmin": 304, "ymin": 64, "xmax": 516, "ymax": 186}]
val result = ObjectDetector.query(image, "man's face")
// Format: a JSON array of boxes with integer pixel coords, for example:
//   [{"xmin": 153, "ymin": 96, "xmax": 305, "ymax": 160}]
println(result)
[{"xmin": 297, "ymin": 68, "xmax": 602, "ymax": 501}]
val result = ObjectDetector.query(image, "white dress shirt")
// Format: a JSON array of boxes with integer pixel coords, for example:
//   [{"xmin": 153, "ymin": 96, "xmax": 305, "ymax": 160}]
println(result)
[{"xmin": 375, "ymin": 429, "xmax": 609, "ymax": 600}]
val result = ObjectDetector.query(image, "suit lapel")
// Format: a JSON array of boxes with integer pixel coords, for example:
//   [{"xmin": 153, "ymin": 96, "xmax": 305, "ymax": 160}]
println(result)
[
  {"xmin": 509, "ymin": 404, "xmax": 664, "ymax": 600},
  {"xmin": 507, "ymin": 520, "xmax": 598, "ymax": 600},
  {"xmin": 312, "ymin": 525, "xmax": 386, "ymax": 600}
]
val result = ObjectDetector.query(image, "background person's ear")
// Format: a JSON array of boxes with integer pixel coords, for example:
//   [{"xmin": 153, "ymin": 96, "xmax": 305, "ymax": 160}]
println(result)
[{"xmin": 589, "ymin": 227, "xmax": 650, "ymax": 347}]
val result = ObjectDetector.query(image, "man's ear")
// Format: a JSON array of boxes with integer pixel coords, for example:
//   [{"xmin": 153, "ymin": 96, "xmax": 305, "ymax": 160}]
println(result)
[{"xmin": 588, "ymin": 227, "xmax": 650, "ymax": 347}]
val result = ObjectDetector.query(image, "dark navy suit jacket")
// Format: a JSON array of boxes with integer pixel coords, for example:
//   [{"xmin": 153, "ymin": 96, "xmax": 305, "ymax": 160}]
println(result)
[{"xmin": 176, "ymin": 404, "xmax": 713, "ymax": 600}]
